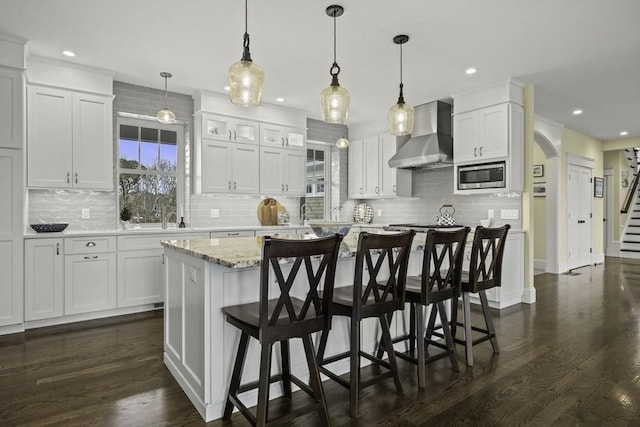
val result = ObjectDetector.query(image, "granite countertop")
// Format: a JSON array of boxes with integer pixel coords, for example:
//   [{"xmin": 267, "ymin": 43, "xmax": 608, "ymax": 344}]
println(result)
[{"xmin": 161, "ymin": 231, "xmax": 429, "ymax": 269}]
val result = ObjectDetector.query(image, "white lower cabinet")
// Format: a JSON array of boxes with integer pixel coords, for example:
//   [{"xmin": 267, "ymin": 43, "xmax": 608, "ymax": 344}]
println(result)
[
  {"xmin": 65, "ymin": 252, "xmax": 116, "ymax": 315},
  {"xmin": 117, "ymin": 233, "xmax": 208, "ymax": 308},
  {"xmin": 25, "ymin": 238, "xmax": 64, "ymax": 321}
]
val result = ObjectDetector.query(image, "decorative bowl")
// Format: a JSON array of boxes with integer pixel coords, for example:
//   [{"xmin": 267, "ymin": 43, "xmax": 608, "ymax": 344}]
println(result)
[
  {"xmin": 309, "ymin": 221, "xmax": 352, "ymax": 237},
  {"xmin": 30, "ymin": 223, "xmax": 69, "ymax": 233}
]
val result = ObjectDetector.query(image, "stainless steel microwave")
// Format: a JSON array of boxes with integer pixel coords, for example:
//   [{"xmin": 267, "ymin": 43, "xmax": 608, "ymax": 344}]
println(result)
[{"xmin": 457, "ymin": 161, "xmax": 506, "ymax": 190}]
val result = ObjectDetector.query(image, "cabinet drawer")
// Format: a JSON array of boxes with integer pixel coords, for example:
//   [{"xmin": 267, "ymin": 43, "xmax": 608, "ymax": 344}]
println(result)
[
  {"xmin": 65, "ymin": 236, "xmax": 116, "ymax": 254},
  {"xmin": 210, "ymin": 230, "xmax": 254, "ymax": 238},
  {"xmin": 118, "ymin": 233, "xmax": 208, "ymax": 251}
]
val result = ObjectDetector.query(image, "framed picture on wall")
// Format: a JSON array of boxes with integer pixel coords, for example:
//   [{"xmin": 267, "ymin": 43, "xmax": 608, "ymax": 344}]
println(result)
[
  {"xmin": 533, "ymin": 164, "xmax": 544, "ymax": 177},
  {"xmin": 533, "ymin": 182, "xmax": 546, "ymax": 197},
  {"xmin": 594, "ymin": 177, "xmax": 604, "ymax": 198}
]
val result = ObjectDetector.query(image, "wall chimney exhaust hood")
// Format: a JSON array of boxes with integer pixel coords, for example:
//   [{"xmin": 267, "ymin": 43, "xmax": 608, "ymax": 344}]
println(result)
[{"xmin": 387, "ymin": 100, "xmax": 453, "ymax": 169}]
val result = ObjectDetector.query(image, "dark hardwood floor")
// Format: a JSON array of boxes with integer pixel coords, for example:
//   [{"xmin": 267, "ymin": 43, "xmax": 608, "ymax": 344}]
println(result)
[{"xmin": 1, "ymin": 257, "xmax": 639, "ymax": 426}]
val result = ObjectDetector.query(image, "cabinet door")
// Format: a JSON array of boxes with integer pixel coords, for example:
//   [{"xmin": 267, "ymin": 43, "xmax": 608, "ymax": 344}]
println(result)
[
  {"xmin": 65, "ymin": 252, "xmax": 116, "ymax": 315},
  {"xmin": 72, "ymin": 93, "xmax": 113, "ymax": 189},
  {"xmin": 25, "ymin": 238, "xmax": 64, "ymax": 321},
  {"xmin": 348, "ymin": 138, "xmax": 364, "ymax": 198},
  {"xmin": 0, "ymin": 67, "xmax": 23, "ymax": 149},
  {"xmin": 260, "ymin": 123, "xmax": 287, "ymax": 148},
  {"xmin": 453, "ymin": 110, "xmax": 477, "ymax": 163},
  {"xmin": 232, "ymin": 119, "xmax": 258, "ymax": 144},
  {"xmin": 378, "ymin": 133, "xmax": 397, "ymax": 197},
  {"xmin": 202, "ymin": 139, "xmax": 233, "ymax": 193},
  {"xmin": 27, "ymin": 86, "xmax": 73, "ymax": 188},
  {"xmin": 259, "ymin": 146, "xmax": 284, "ymax": 195},
  {"xmin": 117, "ymin": 249, "xmax": 163, "ymax": 307},
  {"xmin": 478, "ymin": 103, "xmax": 509, "ymax": 160},
  {"xmin": 202, "ymin": 114, "xmax": 233, "ymax": 141},
  {"xmin": 0, "ymin": 149, "xmax": 23, "ymax": 326},
  {"xmin": 285, "ymin": 128, "xmax": 305, "ymax": 150},
  {"xmin": 284, "ymin": 149, "xmax": 305, "ymax": 196},
  {"xmin": 363, "ymin": 135, "xmax": 380, "ymax": 197},
  {"xmin": 232, "ymin": 144, "xmax": 259, "ymax": 194}
]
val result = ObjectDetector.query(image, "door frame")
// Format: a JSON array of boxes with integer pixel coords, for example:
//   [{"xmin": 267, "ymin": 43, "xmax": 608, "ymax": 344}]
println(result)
[{"xmin": 603, "ymin": 168, "xmax": 619, "ymax": 256}]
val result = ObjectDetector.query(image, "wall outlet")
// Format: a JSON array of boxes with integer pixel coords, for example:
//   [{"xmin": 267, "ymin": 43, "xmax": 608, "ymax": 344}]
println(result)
[
  {"xmin": 501, "ymin": 209, "xmax": 519, "ymax": 220},
  {"xmin": 488, "ymin": 209, "xmax": 494, "ymax": 219},
  {"xmin": 81, "ymin": 208, "xmax": 90, "ymax": 219},
  {"xmin": 377, "ymin": 209, "xmax": 382, "ymax": 217},
  {"xmin": 210, "ymin": 208, "xmax": 220, "ymax": 218}
]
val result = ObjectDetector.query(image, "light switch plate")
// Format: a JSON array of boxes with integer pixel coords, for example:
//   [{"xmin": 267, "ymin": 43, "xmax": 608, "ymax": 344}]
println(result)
[
  {"xmin": 81, "ymin": 208, "xmax": 90, "ymax": 219},
  {"xmin": 210, "ymin": 209, "xmax": 220, "ymax": 218},
  {"xmin": 488, "ymin": 209, "xmax": 494, "ymax": 219},
  {"xmin": 377, "ymin": 209, "xmax": 382, "ymax": 217}
]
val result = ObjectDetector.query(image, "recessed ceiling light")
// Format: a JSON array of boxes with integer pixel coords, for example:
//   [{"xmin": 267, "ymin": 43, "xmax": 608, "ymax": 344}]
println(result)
[
  {"xmin": 620, "ymin": 131, "xmax": 628, "ymax": 136},
  {"xmin": 224, "ymin": 86, "xmax": 230, "ymax": 91},
  {"xmin": 276, "ymin": 97, "xmax": 284, "ymax": 102},
  {"xmin": 62, "ymin": 50, "xmax": 76, "ymax": 57},
  {"xmin": 572, "ymin": 109, "xmax": 583, "ymax": 115},
  {"xmin": 465, "ymin": 67, "xmax": 477, "ymax": 75}
]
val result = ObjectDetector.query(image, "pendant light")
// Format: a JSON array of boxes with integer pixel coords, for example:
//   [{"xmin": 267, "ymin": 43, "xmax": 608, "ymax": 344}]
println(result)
[
  {"xmin": 228, "ymin": 0, "xmax": 264, "ymax": 107},
  {"xmin": 336, "ymin": 137, "xmax": 349, "ymax": 148},
  {"xmin": 157, "ymin": 72, "xmax": 176, "ymax": 124},
  {"xmin": 388, "ymin": 35, "xmax": 414, "ymax": 136},
  {"xmin": 320, "ymin": 5, "xmax": 349, "ymax": 124}
]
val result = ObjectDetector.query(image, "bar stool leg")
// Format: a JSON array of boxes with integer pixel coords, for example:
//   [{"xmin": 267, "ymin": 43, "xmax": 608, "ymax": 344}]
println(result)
[
  {"xmin": 479, "ymin": 290, "xmax": 500, "ymax": 353},
  {"xmin": 224, "ymin": 332, "xmax": 250, "ymax": 420},
  {"xmin": 379, "ymin": 314, "xmax": 404, "ymax": 396},
  {"xmin": 280, "ymin": 340, "xmax": 292, "ymax": 398},
  {"xmin": 302, "ymin": 334, "xmax": 331, "ymax": 425},
  {"xmin": 462, "ymin": 291, "xmax": 474, "ymax": 367},
  {"xmin": 415, "ymin": 303, "xmax": 426, "ymax": 389},
  {"xmin": 450, "ymin": 295, "xmax": 459, "ymax": 340},
  {"xmin": 349, "ymin": 318, "xmax": 360, "ymax": 418},
  {"xmin": 256, "ymin": 342, "xmax": 273, "ymax": 426},
  {"xmin": 437, "ymin": 300, "xmax": 459, "ymax": 372}
]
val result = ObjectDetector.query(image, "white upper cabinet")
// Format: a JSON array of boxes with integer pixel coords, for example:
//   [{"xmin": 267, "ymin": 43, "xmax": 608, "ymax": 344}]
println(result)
[
  {"xmin": 0, "ymin": 67, "xmax": 24, "ymax": 149},
  {"xmin": 259, "ymin": 123, "xmax": 305, "ymax": 150},
  {"xmin": 201, "ymin": 139, "xmax": 259, "ymax": 194},
  {"xmin": 259, "ymin": 147, "xmax": 305, "ymax": 196},
  {"xmin": 201, "ymin": 113, "xmax": 259, "ymax": 144},
  {"xmin": 27, "ymin": 85, "xmax": 113, "ymax": 189},
  {"xmin": 348, "ymin": 132, "xmax": 411, "ymax": 199},
  {"xmin": 453, "ymin": 103, "xmax": 509, "ymax": 164}
]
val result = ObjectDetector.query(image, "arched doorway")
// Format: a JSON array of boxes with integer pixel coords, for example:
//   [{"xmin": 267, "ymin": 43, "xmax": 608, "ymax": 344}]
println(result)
[{"xmin": 533, "ymin": 116, "xmax": 562, "ymax": 273}]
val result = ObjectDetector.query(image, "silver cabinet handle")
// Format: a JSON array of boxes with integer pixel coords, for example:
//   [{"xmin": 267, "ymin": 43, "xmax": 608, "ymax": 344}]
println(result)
[
  {"xmin": 228, "ymin": 181, "xmax": 232, "ymax": 190},
  {"xmin": 375, "ymin": 186, "xmax": 379, "ymax": 194},
  {"xmin": 233, "ymin": 181, "xmax": 237, "ymax": 190},
  {"xmin": 285, "ymin": 183, "xmax": 289, "ymax": 192},
  {"xmin": 66, "ymin": 172, "xmax": 70, "ymax": 184},
  {"xmin": 228, "ymin": 130, "xmax": 232, "ymax": 140},
  {"xmin": 86, "ymin": 241, "xmax": 96, "ymax": 247},
  {"xmin": 227, "ymin": 232, "xmax": 240, "ymax": 236},
  {"xmin": 360, "ymin": 187, "xmax": 363, "ymax": 194},
  {"xmin": 474, "ymin": 147, "xmax": 478, "ymax": 157},
  {"xmin": 281, "ymin": 184, "xmax": 285, "ymax": 192},
  {"xmin": 285, "ymin": 137, "xmax": 289, "ymax": 147},
  {"xmin": 281, "ymin": 137, "xmax": 285, "ymax": 147},
  {"xmin": 84, "ymin": 255, "xmax": 99, "ymax": 260},
  {"xmin": 74, "ymin": 172, "xmax": 78, "ymax": 184},
  {"xmin": 56, "ymin": 243, "xmax": 60, "ymax": 255},
  {"xmin": 393, "ymin": 184, "xmax": 396, "ymax": 193},
  {"xmin": 233, "ymin": 130, "xmax": 237, "ymax": 140},
  {"xmin": 479, "ymin": 146, "xmax": 483, "ymax": 156}
]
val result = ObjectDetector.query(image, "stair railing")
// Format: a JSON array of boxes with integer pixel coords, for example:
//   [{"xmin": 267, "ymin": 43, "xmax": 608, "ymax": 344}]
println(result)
[{"xmin": 621, "ymin": 172, "xmax": 639, "ymax": 214}]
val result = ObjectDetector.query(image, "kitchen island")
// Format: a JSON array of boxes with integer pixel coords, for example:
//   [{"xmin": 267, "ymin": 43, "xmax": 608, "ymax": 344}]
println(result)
[{"xmin": 161, "ymin": 228, "xmax": 524, "ymax": 422}]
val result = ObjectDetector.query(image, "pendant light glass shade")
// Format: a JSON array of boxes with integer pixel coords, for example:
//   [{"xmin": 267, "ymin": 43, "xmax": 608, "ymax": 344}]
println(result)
[
  {"xmin": 336, "ymin": 137, "xmax": 349, "ymax": 148},
  {"xmin": 388, "ymin": 35, "xmax": 414, "ymax": 136},
  {"xmin": 157, "ymin": 72, "xmax": 176, "ymax": 124},
  {"xmin": 321, "ymin": 5, "xmax": 349, "ymax": 124},
  {"xmin": 229, "ymin": 0, "xmax": 263, "ymax": 107}
]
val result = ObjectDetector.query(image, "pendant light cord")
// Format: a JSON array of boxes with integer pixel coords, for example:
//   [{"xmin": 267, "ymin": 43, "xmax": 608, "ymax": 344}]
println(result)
[
  {"xmin": 333, "ymin": 10, "xmax": 337, "ymax": 65},
  {"xmin": 398, "ymin": 41, "xmax": 405, "ymax": 104},
  {"xmin": 329, "ymin": 8, "xmax": 341, "ymax": 83},
  {"xmin": 241, "ymin": 0, "xmax": 252, "ymax": 62},
  {"xmin": 164, "ymin": 75, "xmax": 168, "ymax": 108}
]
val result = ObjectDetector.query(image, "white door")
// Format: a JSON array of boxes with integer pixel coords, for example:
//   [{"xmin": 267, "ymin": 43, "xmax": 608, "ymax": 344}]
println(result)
[
  {"xmin": 604, "ymin": 173, "xmax": 614, "ymax": 255},
  {"xmin": 567, "ymin": 163, "xmax": 592, "ymax": 270}
]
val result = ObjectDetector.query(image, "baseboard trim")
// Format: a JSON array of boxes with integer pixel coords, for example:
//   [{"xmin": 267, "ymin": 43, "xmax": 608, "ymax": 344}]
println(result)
[
  {"xmin": 522, "ymin": 287, "xmax": 537, "ymax": 304},
  {"xmin": 0, "ymin": 323, "xmax": 25, "ymax": 336},
  {"xmin": 24, "ymin": 304, "xmax": 158, "ymax": 330},
  {"xmin": 534, "ymin": 259, "xmax": 546, "ymax": 270},
  {"xmin": 592, "ymin": 253, "xmax": 605, "ymax": 265}
]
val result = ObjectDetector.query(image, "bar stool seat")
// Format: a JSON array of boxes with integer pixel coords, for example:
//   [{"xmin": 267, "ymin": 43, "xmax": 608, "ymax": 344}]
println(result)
[
  {"xmin": 452, "ymin": 224, "xmax": 510, "ymax": 367},
  {"xmin": 222, "ymin": 234, "xmax": 343, "ymax": 426},
  {"xmin": 316, "ymin": 231, "xmax": 415, "ymax": 418}
]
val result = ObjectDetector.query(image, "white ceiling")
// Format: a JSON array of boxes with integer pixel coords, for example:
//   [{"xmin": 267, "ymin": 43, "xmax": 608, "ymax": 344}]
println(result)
[{"xmin": 1, "ymin": 0, "xmax": 639, "ymax": 141}]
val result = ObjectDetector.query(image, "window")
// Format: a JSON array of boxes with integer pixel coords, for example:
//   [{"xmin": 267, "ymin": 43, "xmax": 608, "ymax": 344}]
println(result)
[
  {"xmin": 117, "ymin": 117, "xmax": 184, "ymax": 225},
  {"xmin": 304, "ymin": 144, "xmax": 330, "ymax": 220}
]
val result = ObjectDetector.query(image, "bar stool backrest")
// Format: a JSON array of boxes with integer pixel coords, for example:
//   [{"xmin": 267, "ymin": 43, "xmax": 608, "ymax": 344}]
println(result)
[
  {"xmin": 420, "ymin": 227, "xmax": 470, "ymax": 304},
  {"xmin": 259, "ymin": 234, "xmax": 343, "ymax": 342},
  {"xmin": 353, "ymin": 231, "xmax": 415, "ymax": 320},
  {"xmin": 466, "ymin": 225, "xmax": 510, "ymax": 293}
]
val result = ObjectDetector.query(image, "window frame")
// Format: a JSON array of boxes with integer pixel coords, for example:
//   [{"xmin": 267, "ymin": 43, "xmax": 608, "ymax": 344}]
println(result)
[
  {"xmin": 116, "ymin": 116, "xmax": 185, "ymax": 227},
  {"xmin": 306, "ymin": 141, "xmax": 332, "ymax": 220}
]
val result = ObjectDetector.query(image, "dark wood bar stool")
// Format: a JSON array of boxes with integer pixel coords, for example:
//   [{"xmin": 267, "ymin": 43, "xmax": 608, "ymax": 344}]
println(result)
[
  {"xmin": 379, "ymin": 227, "xmax": 470, "ymax": 388},
  {"xmin": 316, "ymin": 230, "xmax": 415, "ymax": 418},
  {"xmin": 451, "ymin": 224, "xmax": 510, "ymax": 367},
  {"xmin": 222, "ymin": 234, "xmax": 343, "ymax": 426}
]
